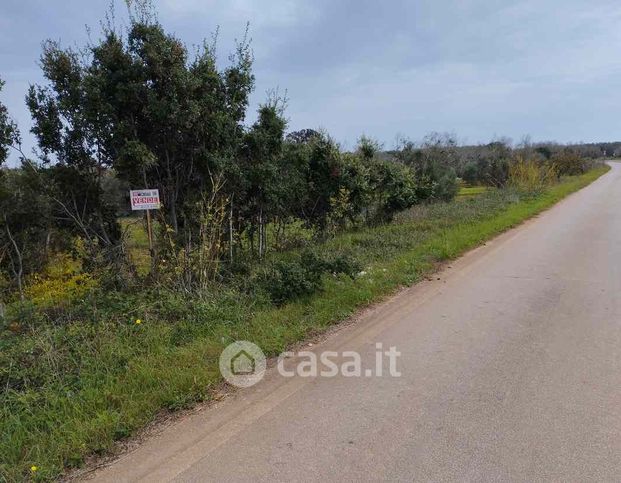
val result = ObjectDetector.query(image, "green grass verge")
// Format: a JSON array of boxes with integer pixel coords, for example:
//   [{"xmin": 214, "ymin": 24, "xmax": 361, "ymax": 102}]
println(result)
[{"xmin": 0, "ymin": 165, "xmax": 609, "ymax": 481}]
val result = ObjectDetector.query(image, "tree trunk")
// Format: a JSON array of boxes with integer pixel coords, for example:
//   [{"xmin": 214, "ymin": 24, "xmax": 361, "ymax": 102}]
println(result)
[
  {"xmin": 5, "ymin": 221, "xmax": 24, "ymax": 301},
  {"xmin": 229, "ymin": 197, "xmax": 234, "ymax": 263},
  {"xmin": 258, "ymin": 208, "xmax": 264, "ymax": 259}
]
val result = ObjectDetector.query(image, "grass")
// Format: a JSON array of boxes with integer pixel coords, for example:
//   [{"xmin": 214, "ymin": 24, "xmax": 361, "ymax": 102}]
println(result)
[
  {"xmin": 119, "ymin": 216, "xmax": 153, "ymax": 276},
  {"xmin": 0, "ymin": 165, "xmax": 609, "ymax": 481},
  {"xmin": 457, "ymin": 185, "xmax": 489, "ymax": 199}
]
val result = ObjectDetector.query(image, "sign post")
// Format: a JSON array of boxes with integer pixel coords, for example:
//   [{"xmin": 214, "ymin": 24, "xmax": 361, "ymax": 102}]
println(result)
[{"xmin": 130, "ymin": 189, "xmax": 161, "ymax": 263}]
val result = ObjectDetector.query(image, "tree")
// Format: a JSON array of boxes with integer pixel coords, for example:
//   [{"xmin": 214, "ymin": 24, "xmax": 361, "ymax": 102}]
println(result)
[
  {"xmin": 0, "ymin": 80, "xmax": 52, "ymax": 298},
  {"xmin": 395, "ymin": 135, "xmax": 458, "ymax": 202},
  {"xmin": 297, "ymin": 133, "xmax": 344, "ymax": 230},
  {"xmin": 0, "ymin": 78, "xmax": 20, "ymax": 166},
  {"xmin": 367, "ymin": 159, "xmax": 416, "ymax": 222},
  {"xmin": 238, "ymin": 100, "xmax": 287, "ymax": 256},
  {"xmin": 0, "ymin": 165, "xmax": 53, "ymax": 298},
  {"xmin": 26, "ymin": 3, "xmax": 255, "ymax": 285},
  {"xmin": 285, "ymin": 128, "xmax": 320, "ymax": 144},
  {"xmin": 26, "ymin": 41, "xmax": 123, "ymax": 269},
  {"xmin": 462, "ymin": 162, "xmax": 479, "ymax": 185},
  {"xmin": 356, "ymin": 135, "xmax": 382, "ymax": 161}
]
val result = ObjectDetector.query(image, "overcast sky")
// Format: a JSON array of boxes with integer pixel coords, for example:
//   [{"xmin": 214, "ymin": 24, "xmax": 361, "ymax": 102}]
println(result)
[{"xmin": 2, "ymin": 0, "xmax": 621, "ymax": 163}]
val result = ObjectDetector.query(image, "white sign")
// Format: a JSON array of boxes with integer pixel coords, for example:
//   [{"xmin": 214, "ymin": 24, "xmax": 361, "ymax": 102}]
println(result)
[{"xmin": 130, "ymin": 189, "xmax": 161, "ymax": 211}]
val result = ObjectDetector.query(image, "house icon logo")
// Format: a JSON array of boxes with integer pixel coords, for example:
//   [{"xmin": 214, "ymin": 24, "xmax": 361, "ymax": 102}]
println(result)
[
  {"xmin": 231, "ymin": 349, "xmax": 255, "ymax": 375},
  {"xmin": 219, "ymin": 341, "xmax": 266, "ymax": 387}
]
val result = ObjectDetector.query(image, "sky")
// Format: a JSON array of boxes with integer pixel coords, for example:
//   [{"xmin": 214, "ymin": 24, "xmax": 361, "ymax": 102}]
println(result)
[{"xmin": 2, "ymin": 0, "xmax": 621, "ymax": 164}]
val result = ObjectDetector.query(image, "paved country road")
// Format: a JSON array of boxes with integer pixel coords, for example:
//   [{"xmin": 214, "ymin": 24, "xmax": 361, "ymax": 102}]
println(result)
[{"xmin": 90, "ymin": 163, "xmax": 621, "ymax": 482}]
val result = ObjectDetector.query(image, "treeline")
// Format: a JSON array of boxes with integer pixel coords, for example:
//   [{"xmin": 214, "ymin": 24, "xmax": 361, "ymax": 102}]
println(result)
[
  {"xmin": 384, "ymin": 133, "xmax": 605, "ymax": 189},
  {"xmin": 0, "ymin": 4, "xmax": 458, "ymax": 297},
  {"xmin": 0, "ymin": 3, "xmax": 607, "ymax": 299}
]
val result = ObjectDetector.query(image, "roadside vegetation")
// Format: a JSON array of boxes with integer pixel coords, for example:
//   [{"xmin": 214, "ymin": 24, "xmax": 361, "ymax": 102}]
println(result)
[{"xmin": 0, "ymin": 2, "xmax": 613, "ymax": 481}]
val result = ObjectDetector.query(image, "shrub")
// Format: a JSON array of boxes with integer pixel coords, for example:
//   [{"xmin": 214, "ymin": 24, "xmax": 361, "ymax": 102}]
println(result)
[
  {"xmin": 429, "ymin": 162, "xmax": 458, "ymax": 201},
  {"xmin": 484, "ymin": 158, "xmax": 510, "ymax": 187},
  {"xmin": 259, "ymin": 253, "xmax": 323, "ymax": 305},
  {"xmin": 508, "ymin": 157, "xmax": 558, "ymax": 192},
  {"xmin": 258, "ymin": 250, "xmax": 359, "ymax": 305},
  {"xmin": 462, "ymin": 162, "xmax": 480, "ymax": 185},
  {"xmin": 322, "ymin": 252, "xmax": 361, "ymax": 278},
  {"xmin": 23, "ymin": 253, "xmax": 97, "ymax": 308},
  {"xmin": 551, "ymin": 149, "xmax": 590, "ymax": 176},
  {"xmin": 368, "ymin": 160, "xmax": 418, "ymax": 222}
]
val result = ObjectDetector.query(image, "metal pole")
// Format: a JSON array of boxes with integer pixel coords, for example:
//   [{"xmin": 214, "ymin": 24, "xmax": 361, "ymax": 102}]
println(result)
[{"xmin": 146, "ymin": 208, "xmax": 154, "ymax": 262}]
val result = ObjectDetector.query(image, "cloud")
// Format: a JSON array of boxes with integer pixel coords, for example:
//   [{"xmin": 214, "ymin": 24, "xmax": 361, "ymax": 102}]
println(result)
[{"xmin": 2, "ymin": 0, "xmax": 621, "ymax": 165}]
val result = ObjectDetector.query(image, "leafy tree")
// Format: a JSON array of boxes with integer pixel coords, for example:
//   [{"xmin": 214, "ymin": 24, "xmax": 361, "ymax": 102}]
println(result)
[
  {"xmin": 462, "ymin": 162, "xmax": 479, "ymax": 185},
  {"xmin": 0, "ymin": 164, "xmax": 53, "ymax": 298},
  {"xmin": 298, "ymin": 133, "xmax": 343, "ymax": 230},
  {"xmin": 0, "ymin": 81, "xmax": 52, "ymax": 297},
  {"xmin": 356, "ymin": 135, "xmax": 382, "ymax": 161},
  {"xmin": 368, "ymin": 159, "xmax": 417, "ymax": 222},
  {"xmin": 26, "ymin": 42, "xmax": 122, "ymax": 268},
  {"xmin": 100, "ymin": 20, "xmax": 254, "ymax": 236},
  {"xmin": 335, "ymin": 153, "xmax": 371, "ymax": 226},
  {"xmin": 0, "ymin": 78, "xmax": 20, "ymax": 166},
  {"xmin": 395, "ymin": 136, "xmax": 458, "ymax": 201},
  {"xmin": 238, "ymin": 101, "xmax": 287, "ymax": 256},
  {"xmin": 285, "ymin": 128, "xmax": 320, "ymax": 144},
  {"xmin": 26, "ymin": 4, "xmax": 255, "ymax": 285},
  {"xmin": 552, "ymin": 148, "xmax": 589, "ymax": 176}
]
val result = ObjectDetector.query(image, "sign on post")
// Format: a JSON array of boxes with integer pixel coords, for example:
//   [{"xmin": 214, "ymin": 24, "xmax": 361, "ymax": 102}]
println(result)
[
  {"xmin": 130, "ymin": 189, "xmax": 160, "ymax": 266},
  {"xmin": 130, "ymin": 189, "xmax": 160, "ymax": 211}
]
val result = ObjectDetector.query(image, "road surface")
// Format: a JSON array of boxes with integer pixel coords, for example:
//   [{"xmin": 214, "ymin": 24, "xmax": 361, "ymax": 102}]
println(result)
[{"xmin": 91, "ymin": 163, "xmax": 621, "ymax": 482}]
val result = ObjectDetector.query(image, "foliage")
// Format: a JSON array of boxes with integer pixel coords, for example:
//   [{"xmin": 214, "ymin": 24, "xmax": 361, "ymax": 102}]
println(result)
[
  {"xmin": 0, "ymin": 164, "xmax": 53, "ymax": 298},
  {"xmin": 258, "ymin": 250, "xmax": 360, "ymax": 305},
  {"xmin": 157, "ymin": 178, "xmax": 229, "ymax": 291},
  {"xmin": 508, "ymin": 157, "xmax": 558, "ymax": 192},
  {"xmin": 285, "ymin": 128, "xmax": 321, "ymax": 144},
  {"xmin": 0, "ymin": 78, "xmax": 20, "ymax": 166},
  {"xmin": 24, "ymin": 5, "xmax": 254, "ymax": 286},
  {"xmin": 23, "ymin": 253, "xmax": 96, "ymax": 308},
  {"xmin": 367, "ymin": 158, "xmax": 418, "ymax": 221},
  {"xmin": 356, "ymin": 134, "xmax": 382, "ymax": 161},
  {"xmin": 0, "ymin": 3, "xmax": 611, "ymax": 477},
  {"xmin": 26, "ymin": 44, "xmax": 122, "ymax": 258},
  {"xmin": 0, "ymin": 166, "xmax": 608, "ymax": 482},
  {"xmin": 394, "ymin": 134, "xmax": 459, "ymax": 202},
  {"xmin": 551, "ymin": 148, "xmax": 591, "ymax": 176}
]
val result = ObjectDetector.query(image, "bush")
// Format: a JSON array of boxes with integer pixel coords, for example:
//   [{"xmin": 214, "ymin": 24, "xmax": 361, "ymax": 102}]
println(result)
[
  {"xmin": 462, "ymin": 162, "xmax": 479, "ymax": 185},
  {"xmin": 322, "ymin": 252, "xmax": 361, "ymax": 278},
  {"xmin": 484, "ymin": 158, "xmax": 510, "ymax": 187},
  {"xmin": 368, "ymin": 160, "xmax": 418, "ymax": 222},
  {"xmin": 508, "ymin": 157, "xmax": 558, "ymax": 192},
  {"xmin": 429, "ymin": 162, "xmax": 458, "ymax": 201},
  {"xmin": 551, "ymin": 149, "xmax": 590, "ymax": 176},
  {"xmin": 461, "ymin": 157, "xmax": 510, "ymax": 187},
  {"xmin": 258, "ymin": 250, "xmax": 359, "ymax": 305},
  {"xmin": 20, "ymin": 253, "xmax": 96, "ymax": 309}
]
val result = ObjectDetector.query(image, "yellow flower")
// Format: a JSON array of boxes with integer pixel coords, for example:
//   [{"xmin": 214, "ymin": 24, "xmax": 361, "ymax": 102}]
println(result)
[
  {"xmin": 31, "ymin": 466, "xmax": 38, "ymax": 472},
  {"xmin": 135, "ymin": 319, "xmax": 142, "ymax": 325}
]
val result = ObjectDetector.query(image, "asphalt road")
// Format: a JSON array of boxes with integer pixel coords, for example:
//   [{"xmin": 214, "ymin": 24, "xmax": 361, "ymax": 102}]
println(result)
[{"xmin": 91, "ymin": 162, "xmax": 621, "ymax": 482}]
